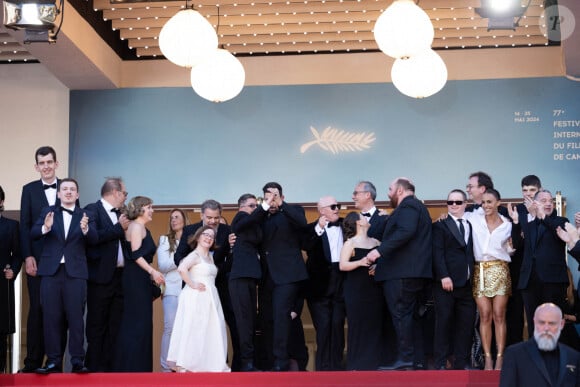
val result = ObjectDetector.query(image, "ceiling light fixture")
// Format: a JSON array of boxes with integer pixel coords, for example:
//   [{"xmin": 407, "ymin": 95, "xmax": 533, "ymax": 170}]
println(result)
[
  {"xmin": 190, "ymin": 48, "xmax": 245, "ymax": 103},
  {"xmin": 391, "ymin": 49, "xmax": 447, "ymax": 98},
  {"xmin": 158, "ymin": 3, "xmax": 218, "ymax": 68},
  {"xmin": 373, "ymin": 0, "xmax": 434, "ymax": 59}
]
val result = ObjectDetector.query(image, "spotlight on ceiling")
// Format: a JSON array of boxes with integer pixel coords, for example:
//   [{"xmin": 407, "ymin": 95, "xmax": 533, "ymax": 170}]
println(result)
[
  {"xmin": 2, "ymin": 0, "xmax": 61, "ymax": 43},
  {"xmin": 475, "ymin": 0, "xmax": 529, "ymax": 31}
]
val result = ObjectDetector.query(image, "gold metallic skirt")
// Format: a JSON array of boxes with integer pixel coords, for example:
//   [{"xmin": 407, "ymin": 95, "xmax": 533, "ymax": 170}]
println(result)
[{"xmin": 472, "ymin": 260, "xmax": 511, "ymax": 298}]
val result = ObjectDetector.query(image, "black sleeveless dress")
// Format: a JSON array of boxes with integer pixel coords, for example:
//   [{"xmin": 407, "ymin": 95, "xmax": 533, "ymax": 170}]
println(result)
[
  {"xmin": 343, "ymin": 247, "xmax": 385, "ymax": 370},
  {"xmin": 114, "ymin": 229, "xmax": 157, "ymax": 372}
]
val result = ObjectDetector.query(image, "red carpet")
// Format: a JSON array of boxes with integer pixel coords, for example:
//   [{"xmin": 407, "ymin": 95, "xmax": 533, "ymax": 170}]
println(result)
[{"xmin": 0, "ymin": 370, "xmax": 500, "ymax": 387}]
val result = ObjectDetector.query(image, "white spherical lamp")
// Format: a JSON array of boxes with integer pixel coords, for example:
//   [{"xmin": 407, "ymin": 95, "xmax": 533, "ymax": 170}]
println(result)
[
  {"xmin": 159, "ymin": 9, "xmax": 218, "ymax": 68},
  {"xmin": 374, "ymin": 0, "xmax": 434, "ymax": 59},
  {"xmin": 391, "ymin": 49, "xmax": 447, "ymax": 98},
  {"xmin": 190, "ymin": 49, "xmax": 246, "ymax": 103}
]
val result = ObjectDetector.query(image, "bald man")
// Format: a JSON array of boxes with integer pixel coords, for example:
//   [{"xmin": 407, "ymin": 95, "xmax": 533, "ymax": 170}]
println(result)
[
  {"xmin": 500, "ymin": 303, "xmax": 580, "ymax": 387},
  {"xmin": 303, "ymin": 196, "xmax": 346, "ymax": 370}
]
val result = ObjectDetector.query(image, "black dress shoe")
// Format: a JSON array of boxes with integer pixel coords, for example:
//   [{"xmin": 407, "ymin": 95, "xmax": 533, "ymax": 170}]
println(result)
[
  {"xmin": 18, "ymin": 365, "xmax": 39, "ymax": 373},
  {"xmin": 270, "ymin": 362, "xmax": 289, "ymax": 372},
  {"xmin": 377, "ymin": 360, "xmax": 414, "ymax": 371},
  {"xmin": 35, "ymin": 363, "xmax": 62, "ymax": 374},
  {"xmin": 414, "ymin": 361, "xmax": 426, "ymax": 370},
  {"xmin": 240, "ymin": 363, "xmax": 261, "ymax": 372},
  {"xmin": 72, "ymin": 364, "xmax": 90, "ymax": 373}
]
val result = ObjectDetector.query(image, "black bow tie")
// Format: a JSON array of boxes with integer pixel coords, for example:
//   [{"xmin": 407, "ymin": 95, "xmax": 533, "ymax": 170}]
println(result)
[
  {"xmin": 327, "ymin": 221, "xmax": 340, "ymax": 228},
  {"xmin": 361, "ymin": 212, "xmax": 371, "ymax": 217},
  {"xmin": 60, "ymin": 207, "xmax": 74, "ymax": 215},
  {"xmin": 472, "ymin": 204, "xmax": 481, "ymax": 209},
  {"xmin": 43, "ymin": 183, "xmax": 57, "ymax": 190}
]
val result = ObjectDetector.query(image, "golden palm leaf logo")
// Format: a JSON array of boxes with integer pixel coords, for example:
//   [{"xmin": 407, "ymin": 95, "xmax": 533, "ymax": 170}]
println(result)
[{"xmin": 300, "ymin": 126, "xmax": 376, "ymax": 154}]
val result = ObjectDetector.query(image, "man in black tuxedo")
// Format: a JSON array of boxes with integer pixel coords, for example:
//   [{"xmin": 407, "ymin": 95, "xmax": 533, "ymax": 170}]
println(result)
[
  {"xmin": 303, "ymin": 195, "xmax": 345, "ymax": 371},
  {"xmin": 83, "ymin": 177, "xmax": 129, "ymax": 372},
  {"xmin": 229, "ymin": 193, "xmax": 262, "ymax": 372},
  {"xmin": 432, "ymin": 189, "xmax": 475, "ymax": 370},
  {"xmin": 31, "ymin": 179, "xmax": 98, "ymax": 374},
  {"xmin": 511, "ymin": 189, "xmax": 569, "ymax": 338},
  {"xmin": 367, "ymin": 177, "xmax": 433, "ymax": 371},
  {"xmin": 173, "ymin": 199, "xmax": 240, "ymax": 371},
  {"xmin": 0, "ymin": 186, "xmax": 22, "ymax": 373},
  {"xmin": 19, "ymin": 146, "xmax": 62, "ymax": 373},
  {"xmin": 253, "ymin": 182, "xmax": 308, "ymax": 371},
  {"xmin": 500, "ymin": 303, "xmax": 580, "ymax": 387},
  {"xmin": 506, "ymin": 174, "xmax": 542, "ymax": 347}
]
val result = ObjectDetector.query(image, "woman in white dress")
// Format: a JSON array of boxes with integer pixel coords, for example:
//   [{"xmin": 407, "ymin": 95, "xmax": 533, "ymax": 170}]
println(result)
[
  {"xmin": 167, "ymin": 225, "xmax": 231, "ymax": 372},
  {"xmin": 157, "ymin": 209, "xmax": 189, "ymax": 372}
]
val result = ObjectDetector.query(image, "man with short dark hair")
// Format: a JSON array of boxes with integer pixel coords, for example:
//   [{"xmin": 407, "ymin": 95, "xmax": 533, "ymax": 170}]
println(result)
[
  {"xmin": 229, "ymin": 193, "xmax": 262, "ymax": 372},
  {"xmin": 32, "ymin": 179, "xmax": 98, "ymax": 374},
  {"xmin": 19, "ymin": 145, "xmax": 61, "ymax": 373},
  {"xmin": 83, "ymin": 177, "xmax": 130, "ymax": 372},
  {"xmin": 466, "ymin": 171, "xmax": 494, "ymax": 210},
  {"xmin": 254, "ymin": 182, "xmax": 308, "ymax": 371},
  {"xmin": 500, "ymin": 303, "xmax": 580, "ymax": 387}
]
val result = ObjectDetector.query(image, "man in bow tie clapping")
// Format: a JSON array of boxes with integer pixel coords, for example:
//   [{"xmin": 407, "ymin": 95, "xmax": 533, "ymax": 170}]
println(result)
[
  {"xmin": 303, "ymin": 196, "xmax": 346, "ymax": 371},
  {"xmin": 31, "ymin": 179, "xmax": 98, "ymax": 374}
]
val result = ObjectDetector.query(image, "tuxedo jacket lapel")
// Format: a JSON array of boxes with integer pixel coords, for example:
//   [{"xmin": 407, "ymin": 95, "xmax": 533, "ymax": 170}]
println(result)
[
  {"xmin": 54, "ymin": 208, "xmax": 66, "ymax": 242},
  {"xmin": 444, "ymin": 216, "xmax": 466, "ymax": 247}
]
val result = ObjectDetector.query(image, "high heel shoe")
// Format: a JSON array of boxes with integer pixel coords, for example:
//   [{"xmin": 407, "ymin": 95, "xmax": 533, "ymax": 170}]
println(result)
[
  {"xmin": 494, "ymin": 353, "xmax": 503, "ymax": 371},
  {"xmin": 484, "ymin": 353, "xmax": 494, "ymax": 370}
]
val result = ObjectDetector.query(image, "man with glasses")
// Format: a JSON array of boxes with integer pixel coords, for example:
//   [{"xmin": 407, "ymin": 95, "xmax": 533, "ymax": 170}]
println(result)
[
  {"xmin": 509, "ymin": 189, "xmax": 569, "ymax": 338},
  {"xmin": 229, "ymin": 194, "xmax": 262, "ymax": 372},
  {"xmin": 83, "ymin": 177, "xmax": 130, "ymax": 372},
  {"xmin": 352, "ymin": 181, "xmax": 387, "ymax": 239},
  {"xmin": 303, "ymin": 196, "xmax": 346, "ymax": 370},
  {"xmin": 174, "ymin": 199, "xmax": 240, "ymax": 371},
  {"xmin": 432, "ymin": 189, "xmax": 475, "ymax": 370}
]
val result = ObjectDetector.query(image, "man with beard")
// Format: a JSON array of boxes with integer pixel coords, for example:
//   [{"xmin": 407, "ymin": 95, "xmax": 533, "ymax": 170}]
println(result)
[
  {"xmin": 500, "ymin": 303, "xmax": 580, "ymax": 387},
  {"xmin": 367, "ymin": 177, "xmax": 432, "ymax": 370}
]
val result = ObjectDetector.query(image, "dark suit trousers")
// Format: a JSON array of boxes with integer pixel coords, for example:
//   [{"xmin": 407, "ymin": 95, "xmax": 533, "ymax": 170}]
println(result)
[
  {"xmin": 522, "ymin": 271, "xmax": 567, "ymax": 337},
  {"xmin": 40, "ymin": 265, "xmax": 87, "ymax": 366},
  {"xmin": 307, "ymin": 267, "xmax": 346, "ymax": 370},
  {"xmin": 24, "ymin": 274, "xmax": 44, "ymax": 368},
  {"xmin": 383, "ymin": 278, "xmax": 425, "ymax": 363},
  {"xmin": 272, "ymin": 281, "xmax": 302, "ymax": 367},
  {"xmin": 216, "ymin": 275, "xmax": 241, "ymax": 371},
  {"xmin": 433, "ymin": 282, "xmax": 475, "ymax": 369},
  {"xmin": 85, "ymin": 268, "xmax": 123, "ymax": 372},
  {"xmin": 229, "ymin": 277, "xmax": 258, "ymax": 365}
]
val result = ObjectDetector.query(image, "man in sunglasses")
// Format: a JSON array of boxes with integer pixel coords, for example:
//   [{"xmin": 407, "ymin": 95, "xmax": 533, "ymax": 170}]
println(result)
[
  {"xmin": 432, "ymin": 189, "xmax": 475, "ymax": 370},
  {"xmin": 303, "ymin": 196, "xmax": 346, "ymax": 370}
]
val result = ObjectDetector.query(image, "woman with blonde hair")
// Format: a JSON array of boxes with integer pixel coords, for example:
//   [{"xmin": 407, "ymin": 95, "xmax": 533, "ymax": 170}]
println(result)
[
  {"xmin": 158, "ymin": 209, "xmax": 189, "ymax": 372},
  {"xmin": 114, "ymin": 196, "xmax": 164, "ymax": 372}
]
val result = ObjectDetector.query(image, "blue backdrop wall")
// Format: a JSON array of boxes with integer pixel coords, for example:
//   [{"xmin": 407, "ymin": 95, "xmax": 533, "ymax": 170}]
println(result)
[{"xmin": 69, "ymin": 77, "xmax": 580, "ymax": 213}]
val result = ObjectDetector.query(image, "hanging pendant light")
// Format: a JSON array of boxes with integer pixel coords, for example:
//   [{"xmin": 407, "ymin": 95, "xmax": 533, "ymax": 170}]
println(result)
[
  {"xmin": 190, "ymin": 48, "xmax": 246, "ymax": 103},
  {"xmin": 374, "ymin": 0, "xmax": 434, "ymax": 59},
  {"xmin": 159, "ymin": 8, "xmax": 218, "ymax": 68},
  {"xmin": 390, "ymin": 49, "xmax": 447, "ymax": 98}
]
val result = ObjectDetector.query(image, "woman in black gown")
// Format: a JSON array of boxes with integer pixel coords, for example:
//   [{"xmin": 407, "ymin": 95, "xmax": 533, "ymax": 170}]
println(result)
[
  {"xmin": 114, "ymin": 196, "xmax": 165, "ymax": 372},
  {"xmin": 339, "ymin": 211, "xmax": 384, "ymax": 370}
]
